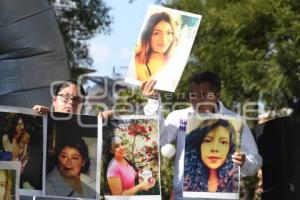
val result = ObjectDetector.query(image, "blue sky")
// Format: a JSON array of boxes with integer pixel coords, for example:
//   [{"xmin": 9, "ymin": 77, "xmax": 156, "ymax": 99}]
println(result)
[{"xmin": 89, "ymin": 0, "xmax": 157, "ymax": 77}]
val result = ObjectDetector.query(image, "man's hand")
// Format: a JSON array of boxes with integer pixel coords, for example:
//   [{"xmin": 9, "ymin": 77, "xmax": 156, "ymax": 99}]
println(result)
[
  {"xmin": 98, "ymin": 110, "xmax": 114, "ymax": 120},
  {"xmin": 140, "ymin": 80, "xmax": 159, "ymax": 99},
  {"xmin": 32, "ymin": 105, "xmax": 49, "ymax": 114},
  {"xmin": 231, "ymin": 152, "xmax": 246, "ymax": 166}
]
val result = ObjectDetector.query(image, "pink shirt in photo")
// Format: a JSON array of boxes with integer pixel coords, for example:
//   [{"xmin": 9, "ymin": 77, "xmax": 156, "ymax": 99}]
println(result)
[{"xmin": 107, "ymin": 158, "xmax": 137, "ymax": 190}]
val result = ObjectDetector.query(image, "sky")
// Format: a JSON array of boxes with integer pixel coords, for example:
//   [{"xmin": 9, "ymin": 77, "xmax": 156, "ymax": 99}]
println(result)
[{"xmin": 89, "ymin": 0, "xmax": 157, "ymax": 78}]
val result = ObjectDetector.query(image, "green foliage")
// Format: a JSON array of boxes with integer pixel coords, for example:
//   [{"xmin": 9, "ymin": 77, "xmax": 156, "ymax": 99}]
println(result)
[
  {"xmin": 160, "ymin": 155, "xmax": 174, "ymax": 200},
  {"xmin": 49, "ymin": 0, "xmax": 113, "ymax": 68},
  {"xmin": 114, "ymin": 87, "xmax": 176, "ymax": 198},
  {"xmin": 164, "ymin": 0, "xmax": 300, "ymax": 115},
  {"xmin": 114, "ymin": 87, "xmax": 147, "ymax": 115},
  {"xmin": 143, "ymin": 0, "xmax": 300, "ymax": 198}
]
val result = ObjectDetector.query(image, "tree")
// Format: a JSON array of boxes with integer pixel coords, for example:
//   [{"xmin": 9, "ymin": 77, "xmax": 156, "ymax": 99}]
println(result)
[
  {"xmin": 163, "ymin": 0, "xmax": 300, "ymax": 117},
  {"xmin": 156, "ymin": 0, "xmax": 300, "ymax": 199},
  {"xmin": 49, "ymin": 0, "xmax": 113, "ymax": 68}
]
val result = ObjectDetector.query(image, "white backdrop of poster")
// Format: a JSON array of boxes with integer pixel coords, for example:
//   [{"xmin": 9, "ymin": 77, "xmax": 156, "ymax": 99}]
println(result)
[
  {"xmin": 0, "ymin": 161, "xmax": 21, "ymax": 200},
  {"xmin": 100, "ymin": 115, "xmax": 161, "ymax": 200},
  {"xmin": 125, "ymin": 5, "xmax": 202, "ymax": 92},
  {"xmin": 0, "ymin": 106, "xmax": 46, "ymax": 197},
  {"xmin": 183, "ymin": 114, "xmax": 243, "ymax": 199}
]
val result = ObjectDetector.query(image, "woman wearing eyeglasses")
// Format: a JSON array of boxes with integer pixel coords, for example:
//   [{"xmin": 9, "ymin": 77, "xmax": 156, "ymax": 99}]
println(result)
[
  {"xmin": 32, "ymin": 80, "xmax": 113, "ymax": 118},
  {"xmin": 32, "ymin": 80, "xmax": 85, "ymax": 114}
]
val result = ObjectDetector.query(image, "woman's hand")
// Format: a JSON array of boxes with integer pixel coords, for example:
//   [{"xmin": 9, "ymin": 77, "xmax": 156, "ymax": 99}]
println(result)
[
  {"xmin": 32, "ymin": 105, "xmax": 49, "ymax": 114},
  {"xmin": 98, "ymin": 110, "xmax": 114, "ymax": 119},
  {"xmin": 231, "ymin": 152, "xmax": 246, "ymax": 166},
  {"xmin": 138, "ymin": 178, "xmax": 156, "ymax": 191},
  {"xmin": 140, "ymin": 80, "xmax": 159, "ymax": 99},
  {"xmin": 11, "ymin": 139, "xmax": 20, "ymax": 160}
]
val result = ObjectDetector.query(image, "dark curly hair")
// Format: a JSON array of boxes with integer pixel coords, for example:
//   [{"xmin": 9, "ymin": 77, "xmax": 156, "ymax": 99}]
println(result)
[{"xmin": 183, "ymin": 119, "xmax": 239, "ymax": 192}]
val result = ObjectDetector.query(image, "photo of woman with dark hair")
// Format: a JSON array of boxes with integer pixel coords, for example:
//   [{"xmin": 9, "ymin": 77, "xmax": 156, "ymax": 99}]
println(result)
[
  {"xmin": 135, "ymin": 11, "xmax": 178, "ymax": 81},
  {"xmin": 101, "ymin": 117, "xmax": 160, "ymax": 198},
  {"xmin": 1, "ymin": 115, "xmax": 29, "ymax": 162},
  {"xmin": 184, "ymin": 118, "xmax": 241, "ymax": 193},
  {"xmin": 46, "ymin": 136, "xmax": 96, "ymax": 199},
  {"xmin": 105, "ymin": 136, "xmax": 155, "ymax": 196},
  {"xmin": 0, "ymin": 161, "xmax": 19, "ymax": 200},
  {"xmin": 0, "ymin": 110, "xmax": 44, "ymax": 191},
  {"xmin": 126, "ymin": 5, "xmax": 202, "ymax": 92}
]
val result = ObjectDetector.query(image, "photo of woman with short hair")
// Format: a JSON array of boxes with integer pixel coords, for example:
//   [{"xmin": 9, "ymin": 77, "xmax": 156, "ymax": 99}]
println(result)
[{"xmin": 46, "ymin": 137, "xmax": 95, "ymax": 198}]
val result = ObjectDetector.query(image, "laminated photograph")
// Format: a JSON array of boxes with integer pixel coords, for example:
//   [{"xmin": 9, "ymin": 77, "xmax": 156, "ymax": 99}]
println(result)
[
  {"xmin": 125, "ymin": 5, "xmax": 202, "ymax": 92},
  {"xmin": 0, "ymin": 161, "xmax": 21, "ymax": 200},
  {"xmin": 100, "ymin": 116, "xmax": 160, "ymax": 200},
  {"xmin": 44, "ymin": 113, "xmax": 99, "ymax": 200},
  {"xmin": 183, "ymin": 114, "xmax": 243, "ymax": 199},
  {"xmin": 0, "ymin": 106, "xmax": 45, "ymax": 196}
]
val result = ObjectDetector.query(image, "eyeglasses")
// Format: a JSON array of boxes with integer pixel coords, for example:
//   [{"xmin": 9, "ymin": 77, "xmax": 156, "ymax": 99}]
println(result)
[{"xmin": 56, "ymin": 94, "xmax": 83, "ymax": 104}]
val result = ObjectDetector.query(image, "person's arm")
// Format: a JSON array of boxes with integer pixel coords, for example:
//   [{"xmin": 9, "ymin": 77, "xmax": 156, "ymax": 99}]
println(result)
[
  {"xmin": 107, "ymin": 177, "xmax": 155, "ymax": 195},
  {"xmin": 11, "ymin": 139, "xmax": 20, "ymax": 160},
  {"xmin": 32, "ymin": 105, "xmax": 49, "ymax": 114},
  {"xmin": 239, "ymin": 121, "xmax": 263, "ymax": 176},
  {"xmin": 141, "ymin": 81, "xmax": 178, "ymax": 146},
  {"xmin": 2, "ymin": 134, "xmax": 11, "ymax": 151}
]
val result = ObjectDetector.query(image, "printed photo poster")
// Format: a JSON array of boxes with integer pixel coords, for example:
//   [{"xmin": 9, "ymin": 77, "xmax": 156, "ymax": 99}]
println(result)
[
  {"xmin": 0, "ymin": 161, "xmax": 21, "ymax": 200},
  {"xmin": 100, "ymin": 115, "xmax": 160, "ymax": 200},
  {"xmin": 44, "ymin": 112, "xmax": 100, "ymax": 200},
  {"xmin": 183, "ymin": 114, "xmax": 243, "ymax": 199},
  {"xmin": 0, "ymin": 106, "xmax": 45, "ymax": 196},
  {"xmin": 125, "ymin": 5, "xmax": 202, "ymax": 92}
]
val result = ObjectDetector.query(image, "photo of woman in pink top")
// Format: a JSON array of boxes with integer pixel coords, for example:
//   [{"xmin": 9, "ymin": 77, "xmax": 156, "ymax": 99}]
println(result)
[{"xmin": 106, "ymin": 136, "xmax": 155, "ymax": 195}]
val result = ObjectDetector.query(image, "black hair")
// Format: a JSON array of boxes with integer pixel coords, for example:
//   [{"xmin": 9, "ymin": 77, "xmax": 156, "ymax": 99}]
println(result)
[
  {"xmin": 184, "ymin": 119, "xmax": 238, "ymax": 192},
  {"xmin": 7, "ymin": 114, "xmax": 27, "ymax": 143},
  {"xmin": 55, "ymin": 136, "xmax": 90, "ymax": 173},
  {"xmin": 189, "ymin": 71, "xmax": 221, "ymax": 93},
  {"xmin": 52, "ymin": 80, "xmax": 86, "ymax": 97},
  {"xmin": 186, "ymin": 119, "xmax": 234, "ymax": 147},
  {"xmin": 136, "ymin": 12, "xmax": 176, "ymax": 65}
]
